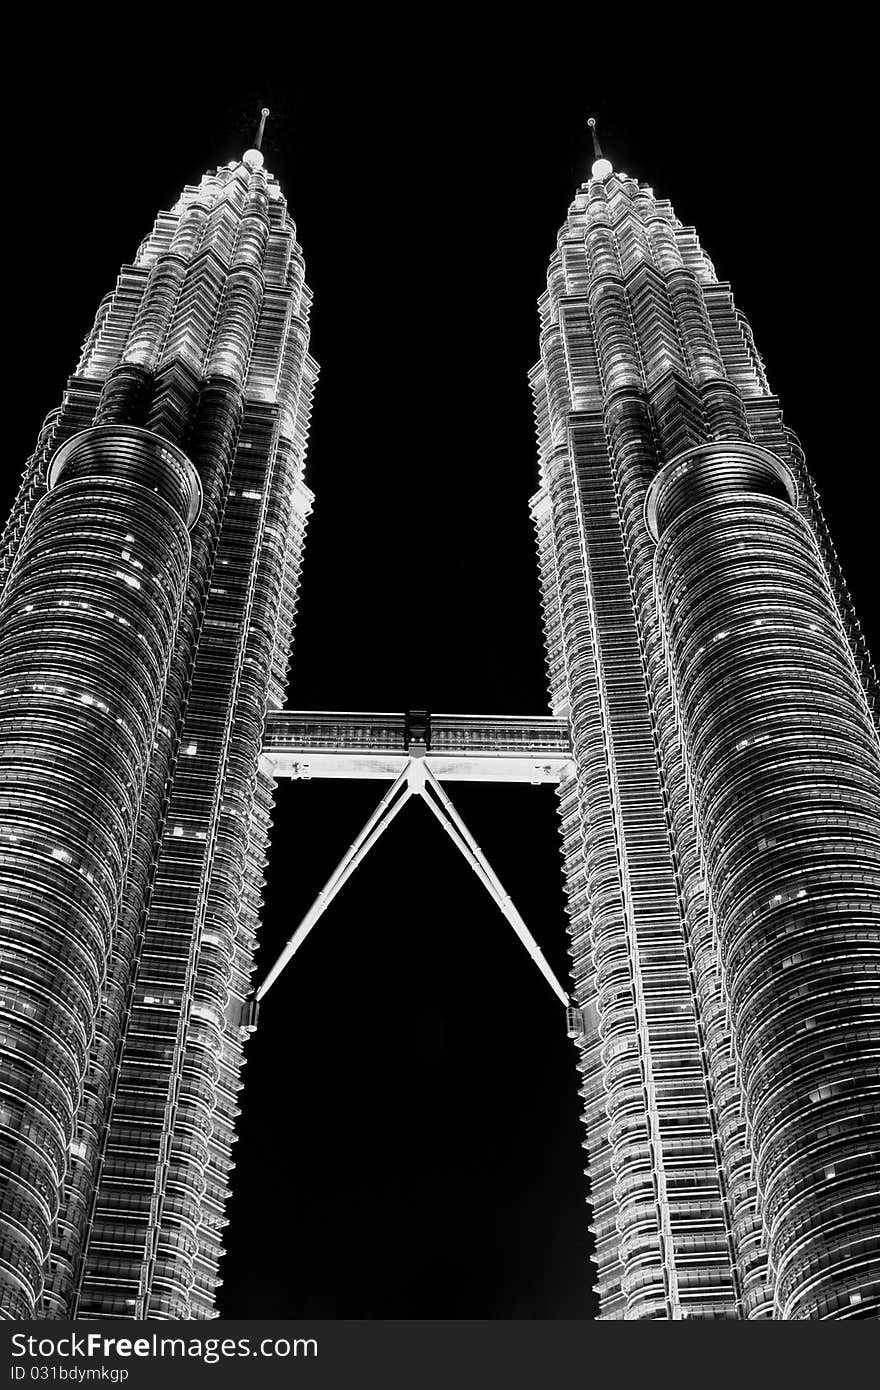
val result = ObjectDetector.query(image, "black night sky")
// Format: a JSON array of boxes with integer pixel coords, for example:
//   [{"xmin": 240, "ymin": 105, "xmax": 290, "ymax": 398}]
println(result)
[{"xmin": 5, "ymin": 32, "xmax": 877, "ymax": 1320}]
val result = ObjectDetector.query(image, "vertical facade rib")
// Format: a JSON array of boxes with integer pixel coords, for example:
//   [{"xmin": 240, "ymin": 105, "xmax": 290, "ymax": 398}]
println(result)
[
  {"xmin": 531, "ymin": 162, "xmax": 878, "ymax": 1318},
  {"xmin": 0, "ymin": 148, "xmax": 317, "ymax": 1320}
]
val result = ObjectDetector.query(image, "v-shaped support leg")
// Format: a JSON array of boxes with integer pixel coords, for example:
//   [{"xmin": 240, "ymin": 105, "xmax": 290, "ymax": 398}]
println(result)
[
  {"xmin": 418, "ymin": 765, "xmax": 569, "ymax": 1007},
  {"xmin": 256, "ymin": 766, "xmax": 414, "ymax": 1001}
]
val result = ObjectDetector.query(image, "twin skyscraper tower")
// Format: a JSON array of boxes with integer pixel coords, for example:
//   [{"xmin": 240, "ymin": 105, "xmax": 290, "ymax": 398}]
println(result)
[{"xmin": 0, "ymin": 122, "xmax": 877, "ymax": 1321}]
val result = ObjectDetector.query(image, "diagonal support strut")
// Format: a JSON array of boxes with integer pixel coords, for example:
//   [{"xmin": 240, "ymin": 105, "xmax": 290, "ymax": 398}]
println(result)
[
  {"xmin": 255, "ymin": 766, "xmax": 413, "ymax": 1001},
  {"xmin": 419, "ymin": 764, "xmax": 569, "ymax": 1007}
]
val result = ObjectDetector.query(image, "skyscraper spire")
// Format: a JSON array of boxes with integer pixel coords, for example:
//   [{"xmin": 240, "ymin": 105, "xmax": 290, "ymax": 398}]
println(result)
[
  {"xmin": 587, "ymin": 115, "xmax": 613, "ymax": 181},
  {"xmin": 242, "ymin": 107, "xmax": 271, "ymax": 171},
  {"xmin": 253, "ymin": 106, "xmax": 270, "ymax": 152}
]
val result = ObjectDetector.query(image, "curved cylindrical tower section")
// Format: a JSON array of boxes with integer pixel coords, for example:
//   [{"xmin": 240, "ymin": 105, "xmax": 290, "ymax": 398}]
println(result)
[
  {"xmin": 0, "ymin": 426, "xmax": 198, "ymax": 1317},
  {"xmin": 45, "ymin": 387, "xmax": 242, "ymax": 1318},
  {"xmin": 647, "ymin": 442, "xmax": 880, "ymax": 1320}
]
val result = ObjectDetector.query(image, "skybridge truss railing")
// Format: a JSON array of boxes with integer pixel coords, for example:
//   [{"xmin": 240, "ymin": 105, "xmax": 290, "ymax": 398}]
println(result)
[{"xmin": 260, "ymin": 708, "xmax": 574, "ymax": 784}]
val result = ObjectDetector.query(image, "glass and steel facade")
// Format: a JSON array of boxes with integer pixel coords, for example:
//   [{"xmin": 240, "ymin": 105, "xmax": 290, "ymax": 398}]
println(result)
[
  {"xmin": 0, "ymin": 148, "xmax": 317, "ymax": 1319},
  {"xmin": 531, "ymin": 162, "xmax": 879, "ymax": 1318}
]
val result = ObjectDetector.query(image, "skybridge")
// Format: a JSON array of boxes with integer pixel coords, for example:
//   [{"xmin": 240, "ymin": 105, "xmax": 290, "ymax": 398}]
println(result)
[
  {"xmin": 254, "ymin": 710, "xmax": 579, "ymax": 1021},
  {"xmin": 259, "ymin": 708, "xmax": 574, "ymax": 784}
]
